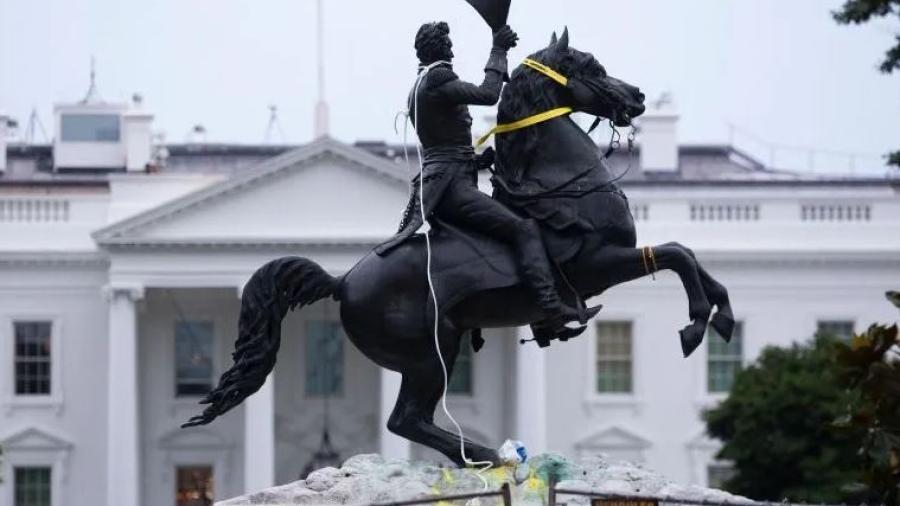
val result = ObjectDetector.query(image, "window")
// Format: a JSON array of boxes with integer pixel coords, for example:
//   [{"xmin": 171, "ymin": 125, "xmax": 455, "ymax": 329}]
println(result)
[
  {"xmin": 707, "ymin": 463, "xmax": 735, "ymax": 489},
  {"xmin": 14, "ymin": 467, "xmax": 51, "ymax": 506},
  {"xmin": 14, "ymin": 321, "xmax": 52, "ymax": 395},
  {"xmin": 817, "ymin": 320, "xmax": 854, "ymax": 341},
  {"xmin": 305, "ymin": 321, "xmax": 344, "ymax": 397},
  {"xmin": 60, "ymin": 114, "xmax": 120, "ymax": 142},
  {"xmin": 175, "ymin": 466, "xmax": 214, "ymax": 506},
  {"xmin": 708, "ymin": 322, "xmax": 744, "ymax": 393},
  {"xmin": 175, "ymin": 321, "xmax": 214, "ymax": 397},
  {"xmin": 596, "ymin": 322, "xmax": 633, "ymax": 394},
  {"xmin": 448, "ymin": 332, "xmax": 473, "ymax": 395}
]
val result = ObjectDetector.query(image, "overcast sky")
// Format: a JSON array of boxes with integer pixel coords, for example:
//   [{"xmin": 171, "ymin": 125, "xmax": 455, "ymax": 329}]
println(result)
[{"xmin": 1, "ymin": 0, "xmax": 898, "ymax": 174}]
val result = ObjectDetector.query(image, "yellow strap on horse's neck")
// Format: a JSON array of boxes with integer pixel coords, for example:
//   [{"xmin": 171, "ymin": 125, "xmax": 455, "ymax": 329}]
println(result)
[
  {"xmin": 474, "ymin": 107, "xmax": 573, "ymax": 147},
  {"xmin": 474, "ymin": 58, "xmax": 571, "ymax": 148}
]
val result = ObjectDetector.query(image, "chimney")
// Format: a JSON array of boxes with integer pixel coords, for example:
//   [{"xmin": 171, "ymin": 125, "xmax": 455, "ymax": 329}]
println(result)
[
  {"xmin": 0, "ymin": 112, "xmax": 8, "ymax": 173},
  {"xmin": 638, "ymin": 94, "xmax": 679, "ymax": 173},
  {"xmin": 123, "ymin": 99, "xmax": 154, "ymax": 172}
]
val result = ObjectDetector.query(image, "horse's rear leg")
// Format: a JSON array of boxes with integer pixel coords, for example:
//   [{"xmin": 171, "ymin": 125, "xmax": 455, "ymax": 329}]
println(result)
[
  {"xmin": 387, "ymin": 370, "xmax": 500, "ymax": 467},
  {"xmin": 591, "ymin": 244, "xmax": 711, "ymax": 357}
]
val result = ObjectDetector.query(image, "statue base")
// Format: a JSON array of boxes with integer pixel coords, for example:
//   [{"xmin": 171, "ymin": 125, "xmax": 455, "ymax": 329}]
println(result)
[{"xmin": 218, "ymin": 453, "xmax": 750, "ymax": 505}]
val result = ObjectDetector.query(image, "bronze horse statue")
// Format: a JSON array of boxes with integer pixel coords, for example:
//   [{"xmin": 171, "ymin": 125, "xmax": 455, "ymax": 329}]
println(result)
[{"xmin": 184, "ymin": 30, "xmax": 734, "ymax": 467}]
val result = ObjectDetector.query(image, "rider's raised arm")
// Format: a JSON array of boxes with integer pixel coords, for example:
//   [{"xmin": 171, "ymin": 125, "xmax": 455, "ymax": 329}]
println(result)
[
  {"xmin": 433, "ymin": 49, "xmax": 507, "ymax": 106},
  {"xmin": 432, "ymin": 26, "xmax": 518, "ymax": 106}
]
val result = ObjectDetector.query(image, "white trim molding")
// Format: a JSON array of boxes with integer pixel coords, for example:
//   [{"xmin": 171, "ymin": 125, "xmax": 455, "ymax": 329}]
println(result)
[
  {"xmin": 584, "ymin": 316, "xmax": 643, "ymax": 415},
  {"xmin": 157, "ymin": 426, "xmax": 236, "ymax": 496},
  {"xmin": 574, "ymin": 425, "xmax": 653, "ymax": 463},
  {"xmin": 93, "ymin": 137, "xmax": 408, "ymax": 246},
  {"xmin": 0, "ymin": 425, "xmax": 74, "ymax": 506}
]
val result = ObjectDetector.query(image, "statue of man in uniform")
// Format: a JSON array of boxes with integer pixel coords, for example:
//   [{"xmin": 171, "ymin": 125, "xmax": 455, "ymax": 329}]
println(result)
[{"xmin": 376, "ymin": 21, "xmax": 586, "ymax": 333}]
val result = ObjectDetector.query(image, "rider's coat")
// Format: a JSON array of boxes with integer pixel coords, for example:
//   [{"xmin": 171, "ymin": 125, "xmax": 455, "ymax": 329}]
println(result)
[{"xmin": 374, "ymin": 48, "xmax": 508, "ymax": 256}]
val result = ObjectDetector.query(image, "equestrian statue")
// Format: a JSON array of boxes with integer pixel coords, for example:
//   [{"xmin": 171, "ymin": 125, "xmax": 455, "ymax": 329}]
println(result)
[{"xmin": 184, "ymin": 0, "xmax": 735, "ymax": 467}]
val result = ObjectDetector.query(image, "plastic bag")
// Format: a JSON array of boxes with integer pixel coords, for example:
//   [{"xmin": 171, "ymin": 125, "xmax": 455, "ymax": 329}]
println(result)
[{"xmin": 498, "ymin": 439, "xmax": 528, "ymax": 464}]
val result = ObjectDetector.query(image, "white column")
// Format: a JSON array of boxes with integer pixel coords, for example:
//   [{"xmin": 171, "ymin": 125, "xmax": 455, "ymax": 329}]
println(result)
[
  {"xmin": 244, "ymin": 374, "xmax": 275, "ymax": 492},
  {"xmin": 515, "ymin": 327, "xmax": 548, "ymax": 453},
  {"xmin": 379, "ymin": 369, "xmax": 411, "ymax": 459},
  {"xmin": 105, "ymin": 285, "xmax": 144, "ymax": 506}
]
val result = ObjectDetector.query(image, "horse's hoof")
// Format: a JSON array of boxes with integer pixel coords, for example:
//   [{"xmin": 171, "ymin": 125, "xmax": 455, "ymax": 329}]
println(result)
[
  {"xmin": 710, "ymin": 312, "xmax": 735, "ymax": 343},
  {"xmin": 680, "ymin": 324, "xmax": 705, "ymax": 358}
]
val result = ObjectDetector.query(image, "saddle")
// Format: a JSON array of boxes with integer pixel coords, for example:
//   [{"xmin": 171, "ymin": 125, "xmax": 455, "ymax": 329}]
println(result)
[{"xmin": 389, "ymin": 218, "xmax": 593, "ymax": 351}]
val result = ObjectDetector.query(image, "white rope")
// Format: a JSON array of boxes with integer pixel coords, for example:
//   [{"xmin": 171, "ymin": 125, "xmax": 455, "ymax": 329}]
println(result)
[{"xmin": 405, "ymin": 61, "xmax": 493, "ymax": 487}]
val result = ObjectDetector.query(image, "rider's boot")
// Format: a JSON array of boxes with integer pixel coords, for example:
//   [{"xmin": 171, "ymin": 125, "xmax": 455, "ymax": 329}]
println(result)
[{"xmin": 514, "ymin": 219, "xmax": 592, "ymax": 330}]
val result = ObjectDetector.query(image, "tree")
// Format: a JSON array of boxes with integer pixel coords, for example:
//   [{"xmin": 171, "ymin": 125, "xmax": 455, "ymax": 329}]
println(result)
[
  {"xmin": 833, "ymin": 292, "xmax": 900, "ymax": 504},
  {"xmin": 704, "ymin": 334, "xmax": 866, "ymax": 503},
  {"xmin": 832, "ymin": 0, "xmax": 900, "ymax": 168}
]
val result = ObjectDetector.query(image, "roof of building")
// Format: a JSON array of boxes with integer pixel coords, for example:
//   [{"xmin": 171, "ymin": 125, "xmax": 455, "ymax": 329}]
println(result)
[{"xmin": 2, "ymin": 138, "xmax": 896, "ymax": 188}]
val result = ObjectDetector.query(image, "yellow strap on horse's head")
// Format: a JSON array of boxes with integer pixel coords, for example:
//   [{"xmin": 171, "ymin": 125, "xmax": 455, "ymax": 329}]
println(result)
[{"xmin": 522, "ymin": 58, "xmax": 568, "ymax": 86}]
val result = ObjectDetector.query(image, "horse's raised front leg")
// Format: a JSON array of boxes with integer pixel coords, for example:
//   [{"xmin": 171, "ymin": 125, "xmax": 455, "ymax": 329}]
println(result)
[
  {"xmin": 387, "ymin": 365, "xmax": 500, "ymax": 467},
  {"xmin": 587, "ymin": 244, "xmax": 711, "ymax": 357}
]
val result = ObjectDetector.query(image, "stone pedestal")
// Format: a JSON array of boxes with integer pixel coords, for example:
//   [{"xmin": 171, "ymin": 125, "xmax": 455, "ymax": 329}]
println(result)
[{"xmin": 216, "ymin": 453, "xmax": 748, "ymax": 506}]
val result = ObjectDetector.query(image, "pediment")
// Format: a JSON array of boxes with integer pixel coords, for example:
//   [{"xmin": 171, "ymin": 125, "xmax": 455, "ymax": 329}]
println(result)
[
  {"xmin": 1, "ymin": 426, "xmax": 73, "ymax": 451},
  {"xmin": 158, "ymin": 427, "xmax": 231, "ymax": 450},
  {"xmin": 94, "ymin": 137, "xmax": 411, "ymax": 247},
  {"xmin": 575, "ymin": 426, "xmax": 651, "ymax": 450}
]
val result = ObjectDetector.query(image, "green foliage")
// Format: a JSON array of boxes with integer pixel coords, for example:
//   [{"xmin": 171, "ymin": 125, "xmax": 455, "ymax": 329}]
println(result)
[
  {"xmin": 833, "ymin": 1, "xmax": 900, "ymax": 168},
  {"xmin": 704, "ymin": 335, "xmax": 865, "ymax": 502},
  {"xmin": 889, "ymin": 150, "xmax": 900, "ymax": 168},
  {"xmin": 833, "ymin": 292, "xmax": 900, "ymax": 504},
  {"xmin": 833, "ymin": 0, "xmax": 900, "ymax": 73}
]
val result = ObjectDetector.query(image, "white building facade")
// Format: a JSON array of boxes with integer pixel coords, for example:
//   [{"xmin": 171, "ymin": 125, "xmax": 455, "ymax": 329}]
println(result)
[{"xmin": 0, "ymin": 100, "xmax": 898, "ymax": 506}]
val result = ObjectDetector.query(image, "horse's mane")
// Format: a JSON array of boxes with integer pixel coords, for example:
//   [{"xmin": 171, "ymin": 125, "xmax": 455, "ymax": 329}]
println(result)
[{"xmin": 496, "ymin": 44, "xmax": 599, "ymax": 184}]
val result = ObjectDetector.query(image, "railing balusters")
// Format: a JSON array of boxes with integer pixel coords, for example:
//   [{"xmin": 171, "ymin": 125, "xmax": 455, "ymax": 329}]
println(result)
[{"xmin": 0, "ymin": 199, "xmax": 72, "ymax": 223}]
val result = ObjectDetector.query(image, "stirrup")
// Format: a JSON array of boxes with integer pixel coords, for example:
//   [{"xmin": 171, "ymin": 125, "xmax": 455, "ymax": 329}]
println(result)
[
  {"xmin": 522, "ymin": 304, "xmax": 603, "ymax": 348},
  {"xmin": 520, "ymin": 324, "xmax": 588, "ymax": 348}
]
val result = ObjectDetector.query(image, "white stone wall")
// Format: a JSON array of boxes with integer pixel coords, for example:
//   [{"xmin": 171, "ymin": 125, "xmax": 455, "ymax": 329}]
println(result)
[
  {"xmin": 274, "ymin": 300, "xmax": 381, "ymax": 485},
  {"xmin": 0, "ymin": 139, "xmax": 898, "ymax": 506},
  {"xmin": 137, "ymin": 288, "xmax": 246, "ymax": 506},
  {"xmin": 545, "ymin": 259, "xmax": 900, "ymax": 486},
  {"xmin": 0, "ymin": 262, "xmax": 109, "ymax": 506}
]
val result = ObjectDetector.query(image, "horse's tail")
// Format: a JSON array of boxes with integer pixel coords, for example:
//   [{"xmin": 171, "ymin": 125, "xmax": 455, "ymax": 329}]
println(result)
[{"xmin": 182, "ymin": 257, "xmax": 340, "ymax": 428}]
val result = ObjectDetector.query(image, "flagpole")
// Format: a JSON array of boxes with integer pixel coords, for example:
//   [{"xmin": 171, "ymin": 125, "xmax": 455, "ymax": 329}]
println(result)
[{"xmin": 314, "ymin": 0, "xmax": 330, "ymax": 138}]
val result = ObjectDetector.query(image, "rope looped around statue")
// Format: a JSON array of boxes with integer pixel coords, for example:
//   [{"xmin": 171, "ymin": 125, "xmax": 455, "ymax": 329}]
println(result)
[{"xmin": 404, "ymin": 60, "xmax": 495, "ymax": 488}]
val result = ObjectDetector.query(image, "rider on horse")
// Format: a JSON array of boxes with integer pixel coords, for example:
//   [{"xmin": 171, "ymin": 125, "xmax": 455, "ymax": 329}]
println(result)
[{"xmin": 375, "ymin": 21, "xmax": 585, "ymax": 334}]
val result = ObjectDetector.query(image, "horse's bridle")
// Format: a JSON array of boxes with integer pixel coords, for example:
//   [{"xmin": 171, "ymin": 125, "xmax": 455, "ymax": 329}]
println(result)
[
  {"xmin": 476, "ymin": 58, "xmax": 621, "ymax": 148},
  {"xmin": 475, "ymin": 58, "xmax": 575, "ymax": 148},
  {"xmin": 483, "ymin": 58, "xmax": 637, "ymax": 200}
]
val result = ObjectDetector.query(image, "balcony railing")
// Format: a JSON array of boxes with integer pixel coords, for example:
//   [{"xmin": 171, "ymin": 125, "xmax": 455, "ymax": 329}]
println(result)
[
  {"xmin": 690, "ymin": 204, "xmax": 760, "ymax": 222},
  {"xmin": 801, "ymin": 203, "xmax": 871, "ymax": 222},
  {"xmin": 0, "ymin": 199, "xmax": 71, "ymax": 223}
]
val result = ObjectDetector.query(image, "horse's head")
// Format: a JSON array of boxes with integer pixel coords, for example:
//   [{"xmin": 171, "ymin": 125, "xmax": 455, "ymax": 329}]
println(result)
[
  {"xmin": 496, "ymin": 28, "xmax": 646, "ymax": 181},
  {"xmin": 502, "ymin": 27, "xmax": 646, "ymax": 127}
]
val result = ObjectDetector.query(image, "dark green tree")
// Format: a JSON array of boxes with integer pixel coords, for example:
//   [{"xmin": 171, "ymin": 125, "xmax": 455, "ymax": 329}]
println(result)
[
  {"xmin": 833, "ymin": 292, "xmax": 900, "ymax": 504},
  {"xmin": 704, "ymin": 335, "xmax": 866, "ymax": 502},
  {"xmin": 833, "ymin": 0, "xmax": 900, "ymax": 167}
]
